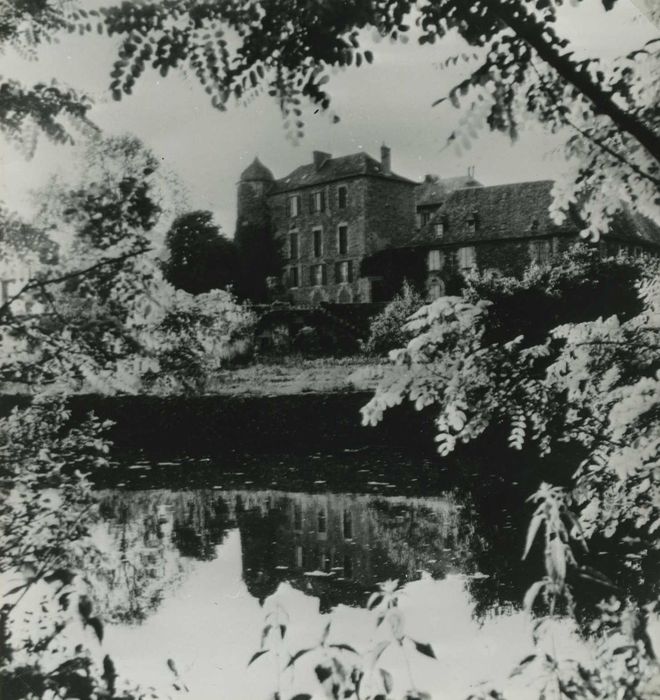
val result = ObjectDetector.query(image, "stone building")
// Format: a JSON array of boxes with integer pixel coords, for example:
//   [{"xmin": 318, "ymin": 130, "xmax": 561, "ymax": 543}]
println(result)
[
  {"xmin": 236, "ymin": 148, "xmax": 660, "ymax": 304},
  {"xmin": 236, "ymin": 146, "xmax": 417, "ymax": 304},
  {"xmin": 403, "ymin": 179, "xmax": 660, "ymax": 299}
]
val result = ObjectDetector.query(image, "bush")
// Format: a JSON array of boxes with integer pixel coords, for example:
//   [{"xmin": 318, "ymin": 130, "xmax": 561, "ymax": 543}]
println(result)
[
  {"xmin": 144, "ymin": 288, "xmax": 256, "ymax": 393},
  {"xmin": 362, "ymin": 281, "xmax": 425, "ymax": 356},
  {"xmin": 465, "ymin": 244, "xmax": 644, "ymax": 345}
]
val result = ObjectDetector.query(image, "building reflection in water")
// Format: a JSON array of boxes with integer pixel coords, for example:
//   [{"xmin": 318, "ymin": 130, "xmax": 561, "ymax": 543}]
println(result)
[
  {"xmin": 234, "ymin": 490, "xmax": 480, "ymax": 611},
  {"xmin": 93, "ymin": 487, "xmax": 485, "ymax": 621}
]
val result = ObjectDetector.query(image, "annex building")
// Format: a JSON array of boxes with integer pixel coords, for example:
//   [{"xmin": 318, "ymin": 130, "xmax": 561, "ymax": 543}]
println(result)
[{"xmin": 235, "ymin": 146, "xmax": 660, "ymax": 305}]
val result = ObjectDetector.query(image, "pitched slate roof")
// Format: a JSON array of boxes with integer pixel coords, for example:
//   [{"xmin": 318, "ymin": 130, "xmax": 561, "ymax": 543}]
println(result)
[
  {"xmin": 412, "ymin": 180, "xmax": 578, "ymax": 246},
  {"xmin": 411, "ymin": 179, "xmax": 660, "ymax": 248},
  {"xmin": 416, "ymin": 175, "xmax": 481, "ymax": 207},
  {"xmin": 271, "ymin": 152, "xmax": 415, "ymax": 193},
  {"xmin": 607, "ymin": 205, "xmax": 660, "ymax": 246}
]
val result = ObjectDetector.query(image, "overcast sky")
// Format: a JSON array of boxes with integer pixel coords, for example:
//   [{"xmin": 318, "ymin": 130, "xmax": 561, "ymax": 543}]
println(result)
[{"xmin": 0, "ymin": 0, "xmax": 655, "ymax": 236}]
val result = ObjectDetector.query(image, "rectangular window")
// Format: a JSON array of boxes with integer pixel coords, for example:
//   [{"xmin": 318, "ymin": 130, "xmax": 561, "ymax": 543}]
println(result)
[
  {"xmin": 343, "ymin": 553, "xmax": 353, "ymax": 578},
  {"xmin": 313, "ymin": 229, "xmax": 323, "ymax": 258},
  {"xmin": 338, "ymin": 225, "xmax": 348, "ymax": 255},
  {"xmin": 421, "ymin": 210, "xmax": 432, "ymax": 225},
  {"xmin": 317, "ymin": 507, "xmax": 327, "ymax": 534},
  {"xmin": 310, "ymin": 264, "xmax": 326, "ymax": 287},
  {"xmin": 530, "ymin": 239, "xmax": 551, "ymax": 265},
  {"xmin": 319, "ymin": 549, "xmax": 331, "ymax": 572},
  {"xmin": 338, "ymin": 186, "xmax": 347, "ymax": 209},
  {"xmin": 342, "ymin": 510, "xmax": 353, "ymax": 540},
  {"xmin": 289, "ymin": 231, "xmax": 299, "ymax": 259},
  {"xmin": 336, "ymin": 260, "xmax": 353, "ymax": 283},
  {"xmin": 289, "ymin": 266, "xmax": 299, "ymax": 288},
  {"xmin": 434, "ymin": 222, "xmax": 444, "ymax": 238},
  {"xmin": 312, "ymin": 191, "xmax": 326, "ymax": 213},
  {"xmin": 427, "ymin": 249, "xmax": 442, "ymax": 271},
  {"xmin": 457, "ymin": 246, "xmax": 477, "ymax": 273},
  {"xmin": 288, "ymin": 195, "xmax": 301, "ymax": 218}
]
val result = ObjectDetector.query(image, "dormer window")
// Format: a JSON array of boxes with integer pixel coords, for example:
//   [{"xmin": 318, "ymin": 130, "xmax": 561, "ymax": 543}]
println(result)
[
  {"xmin": 467, "ymin": 215, "xmax": 478, "ymax": 234},
  {"xmin": 288, "ymin": 195, "xmax": 301, "ymax": 218},
  {"xmin": 434, "ymin": 221, "xmax": 445, "ymax": 238}
]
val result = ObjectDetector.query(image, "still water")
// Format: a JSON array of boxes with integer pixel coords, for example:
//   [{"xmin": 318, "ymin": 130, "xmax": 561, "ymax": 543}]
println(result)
[{"xmin": 92, "ymin": 450, "xmax": 585, "ymax": 699}]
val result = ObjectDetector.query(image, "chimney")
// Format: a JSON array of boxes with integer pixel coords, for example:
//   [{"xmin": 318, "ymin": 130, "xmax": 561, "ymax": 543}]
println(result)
[
  {"xmin": 381, "ymin": 144, "xmax": 391, "ymax": 175},
  {"xmin": 313, "ymin": 150, "xmax": 331, "ymax": 171}
]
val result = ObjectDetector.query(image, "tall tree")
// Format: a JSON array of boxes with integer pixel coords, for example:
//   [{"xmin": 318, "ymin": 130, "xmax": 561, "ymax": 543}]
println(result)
[
  {"xmin": 234, "ymin": 209, "xmax": 283, "ymax": 303},
  {"xmin": 163, "ymin": 210, "xmax": 238, "ymax": 295}
]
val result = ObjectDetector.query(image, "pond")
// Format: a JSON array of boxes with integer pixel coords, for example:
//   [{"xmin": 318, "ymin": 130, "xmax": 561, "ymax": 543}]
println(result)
[{"xmin": 87, "ymin": 446, "xmax": 590, "ymax": 700}]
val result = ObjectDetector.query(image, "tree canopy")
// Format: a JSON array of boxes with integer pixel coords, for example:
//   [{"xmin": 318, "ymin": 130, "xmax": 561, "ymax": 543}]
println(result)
[{"xmin": 163, "ymin": 210, "xmax": 238, "ymax": 295}]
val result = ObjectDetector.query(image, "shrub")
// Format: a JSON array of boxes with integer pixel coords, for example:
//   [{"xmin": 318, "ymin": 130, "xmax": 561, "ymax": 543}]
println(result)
[
  {"xmin": 465, "ymin": 244, "xmax": 644, "ymax": 345},
  {"xmin": 363, "ymin": 281, "xmax": 425, "ymax": 356},
  {"xmin": 145, "ymin": 288, "xmax": 256, "ymax": 393}
]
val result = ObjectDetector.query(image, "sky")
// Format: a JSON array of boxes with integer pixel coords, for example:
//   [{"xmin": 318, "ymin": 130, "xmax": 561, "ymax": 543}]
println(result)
[{"xmin": 0, "ymin": 0, "xmax": 655, "ymax": 237}]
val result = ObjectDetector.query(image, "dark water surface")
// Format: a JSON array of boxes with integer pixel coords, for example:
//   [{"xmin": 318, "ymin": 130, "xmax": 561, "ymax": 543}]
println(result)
[{"xmin": 90, "ymin": 444, "xmax": 575, "ymax": 699}]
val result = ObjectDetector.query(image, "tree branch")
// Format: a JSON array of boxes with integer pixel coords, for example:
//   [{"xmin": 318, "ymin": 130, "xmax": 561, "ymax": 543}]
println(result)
[
  {"xmin": 0, "ymin": 247, "xmax": 151, "ymax": 319},
  {"xmin": 528, "ymin": 60, "xmax": 660, "ymax": 188},
  {"xmin": 489, "ymin": 0, "xmax": 660, "ymax": 163}
]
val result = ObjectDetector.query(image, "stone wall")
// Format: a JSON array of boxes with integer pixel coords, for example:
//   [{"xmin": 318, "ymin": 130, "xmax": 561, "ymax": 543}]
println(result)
[{"xmin": 364, "ymin": 178, "xmax": 417, "ymax": 253}]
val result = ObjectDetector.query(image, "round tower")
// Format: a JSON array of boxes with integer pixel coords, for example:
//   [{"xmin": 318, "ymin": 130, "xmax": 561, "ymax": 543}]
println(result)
[
  {"xmin": 236, "ymin": 157, "xmax": 274, "ymax": 233},
  {"xmin": 234, "ymin": 157, "xmax": 279, "ymax": 301}
]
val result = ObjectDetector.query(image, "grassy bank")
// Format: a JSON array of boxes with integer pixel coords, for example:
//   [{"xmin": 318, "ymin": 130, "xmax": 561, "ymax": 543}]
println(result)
[
  {"xmin": 207, "ymin": 356, "xmax": 383, "ymax": 396},
  {"xmin": 0, "ymin": 356, "xmax": 386, "ymax": 398}
]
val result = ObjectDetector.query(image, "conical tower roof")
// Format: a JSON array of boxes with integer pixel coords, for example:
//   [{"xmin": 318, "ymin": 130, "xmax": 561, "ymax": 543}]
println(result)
[{"xmin": 240, "ymin": 157, "xmax": 274, "ymax": 182}]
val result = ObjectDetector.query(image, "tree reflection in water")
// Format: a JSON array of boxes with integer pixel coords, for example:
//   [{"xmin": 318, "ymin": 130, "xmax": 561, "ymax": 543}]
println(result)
[
  {"xmin": 91, "ymin": 490, "xmax": 231, "ymax": 623},
  {"xmin": 91, "ymin": 487, "xmax": 506, "ymax": 623}
]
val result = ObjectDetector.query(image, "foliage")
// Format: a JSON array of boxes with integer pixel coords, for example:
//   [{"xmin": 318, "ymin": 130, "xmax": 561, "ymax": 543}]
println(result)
[
  {"xmin": 0, "ymin": 399, "xmax": 148, "ymax": 699},
  {"xmin": 359, "ymin": 253, "xmax": 660, "ymax": 697},
  {"xmin": 363, "ymin": 281, "xmax": 425, "ymax": 357},
  {"xmin": 0, "ymin": 0, "xmax": 97, "ymax": 154},
  {"xmin": 163, "ymin": 210, "xmax": 238, "ymax": 295},
  {"xmin": 464, "ymin": 244, "xmax": 645, "ymax": 344},
  {"xmin": 249, "ymin": 580, "xmax": 437, "ymax": 700},
  {"xmin": 0, "ymin": 134, "xmax": 200, "ymax": 394},
  {"xmin": 234, "ymin": 212, "xmax": 284, "ymax": 303},
  {"xmin": 144, "ymin": 287, "xmax": 255, "ymax": 393},
  {"xmin": 0, "ymin": 206, "xmax": 59, "ymax": 266}
]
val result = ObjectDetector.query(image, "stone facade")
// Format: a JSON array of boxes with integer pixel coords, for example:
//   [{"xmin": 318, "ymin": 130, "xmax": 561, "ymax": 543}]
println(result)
[
  {"xmin": 236, "ymin": 147, "xmax": 416, "ymax": 304},
  {"xmin": 236, "ymin": 152, "xmax": 660, "ymax": 305},
  {"xmin": 407, "ymin": 179, "xmax": 660, "ymax": 300}
]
